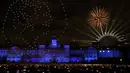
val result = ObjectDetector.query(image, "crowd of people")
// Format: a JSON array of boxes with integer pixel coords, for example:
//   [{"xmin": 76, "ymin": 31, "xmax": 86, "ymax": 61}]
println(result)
[{"xmin": 0, "ymin": 64, "xmax": 129, "ymax": 73}]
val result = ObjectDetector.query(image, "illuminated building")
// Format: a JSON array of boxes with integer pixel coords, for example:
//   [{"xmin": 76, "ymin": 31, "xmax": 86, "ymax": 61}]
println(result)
[{"xmin": 0, "ymin": 37, "xmax": 122, "ymax": 63}]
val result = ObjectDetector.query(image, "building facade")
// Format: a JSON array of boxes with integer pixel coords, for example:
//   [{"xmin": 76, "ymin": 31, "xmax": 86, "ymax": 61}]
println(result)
[{"xmin": 0, "ymin": 38, "xmax": 121, "ymax": 63}]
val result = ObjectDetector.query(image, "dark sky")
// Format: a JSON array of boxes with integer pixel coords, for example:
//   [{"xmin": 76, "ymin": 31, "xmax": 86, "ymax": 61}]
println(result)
[{"xmin": 0, "ymin": 0, "xmax": 130, "ymax": 46}]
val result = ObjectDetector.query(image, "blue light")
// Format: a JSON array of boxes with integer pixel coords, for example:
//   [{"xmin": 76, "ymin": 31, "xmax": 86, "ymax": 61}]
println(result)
[
  {"xmin": 64, "ymin": 45, "xmax": 70, "ymax": 52},
  {"xmin": 0, "ymin": 50, "xmax": 8, "ymax": 57},
  {"xmin": 31, "ymin": 58, "xmax": 40, "ymax": 62},
  {"xmin": 40, "ymin": 57, "xmax": 52, "ymax": 63},
  {"xmin": 85, "ymin": 57, "xmax": 97, "ymax": 62},
  {"xmin": 56, "ymin": 57, "xmax": 69, "ymax": 63},
  {"xmin": 11, "ymin": 46, "xmax": 19, "ymax": 52},
  {"xmin": 39, "ymin": 45, "xmax": 45, "ymax": 49},
  {"xmin": 70, "ymin": 50, "xmax": 84, "ymax": 54},
  {"xmin": 12, "ymin": 46, "xmax": 17, "ymax": 50},
  {"xmin": 70, "ymin": 57, "xmax": 82, "ymax": 62},
  {"xmin": 98, "ymin": 50, "xmax": 120, "ymax": 58},
  {"xmin": 7, "ymin": 58, "xmax": 21, "ymax": 62},
  {"xmin": 24, "ymin": 58, "xmax": 30, "ymax": 62},
  {"xmin": 64, "ymin": 45, "xmax": 70, "ymax": 49},
  {"xmin": 51, "ymin": 39, "xmax": 58, "ymax": 48},
  {"xmin": 52, "ymin": 39, "xmax": 57, "ymax": 44},
  {"xmin": 84, "ymin": 47, "xmax": 98, "ymax": 62}
]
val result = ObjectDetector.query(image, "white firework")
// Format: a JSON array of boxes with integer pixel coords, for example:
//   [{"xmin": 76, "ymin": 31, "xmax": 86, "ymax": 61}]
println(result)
[{"xmin": 75, "ymin": 20, "xmax": 129, "ymax": 45}]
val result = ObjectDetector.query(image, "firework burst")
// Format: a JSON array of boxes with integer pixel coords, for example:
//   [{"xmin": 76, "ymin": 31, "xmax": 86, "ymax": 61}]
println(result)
[
  {"xmin": 74, "ymin": 7, "xmax": 130, "ymax": 46},
  {"xmin": 88, "ymin": 7, "xmax": 109, "ymax": 28}
]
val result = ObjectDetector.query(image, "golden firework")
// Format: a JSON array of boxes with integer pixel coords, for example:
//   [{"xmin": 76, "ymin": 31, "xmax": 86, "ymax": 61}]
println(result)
[{"xmin": 88, "ymin": 7, "xmax": 109, "ymax": 28}]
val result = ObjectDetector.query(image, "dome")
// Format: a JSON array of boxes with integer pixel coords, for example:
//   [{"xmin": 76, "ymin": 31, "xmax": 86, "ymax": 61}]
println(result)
[{"xmin": 99, "ymin": 36, "xmax": 118, "ymax": 47}]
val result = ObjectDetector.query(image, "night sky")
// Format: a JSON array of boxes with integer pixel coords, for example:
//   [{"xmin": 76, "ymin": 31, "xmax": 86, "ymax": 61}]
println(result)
[{"xmin": 0, "ymin": 0, "xmax": 130, "ymax": 46}]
